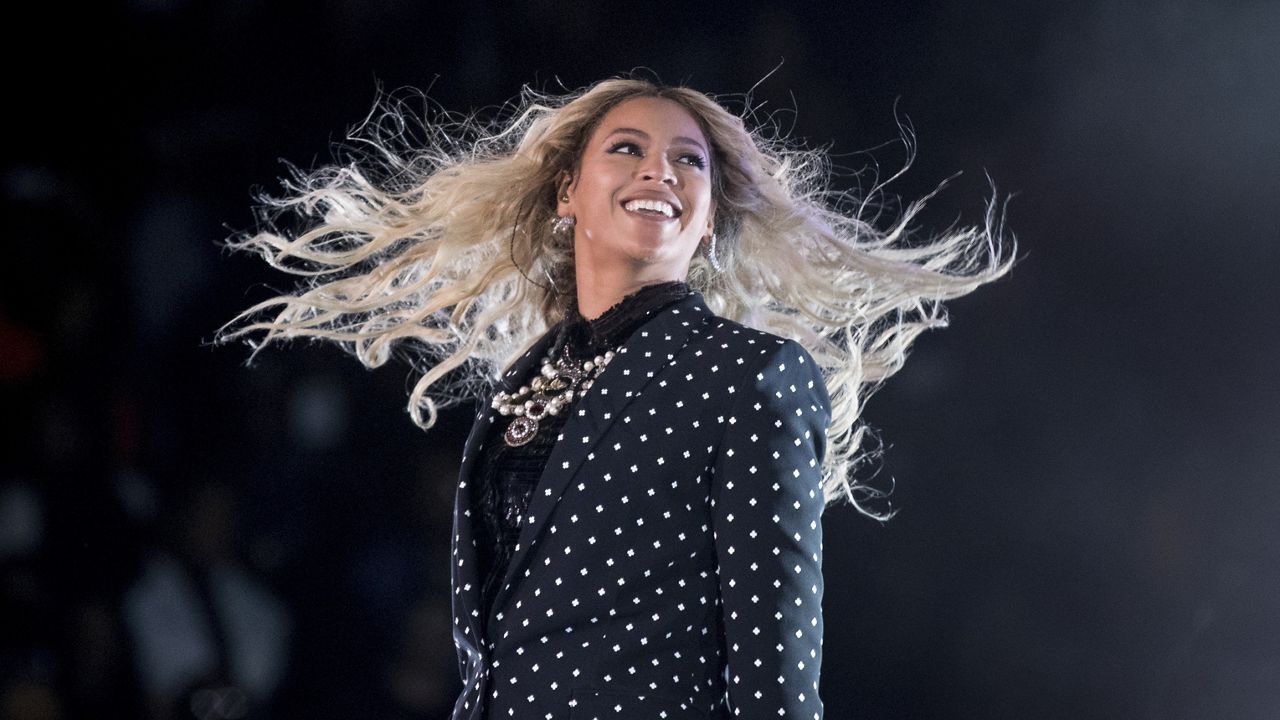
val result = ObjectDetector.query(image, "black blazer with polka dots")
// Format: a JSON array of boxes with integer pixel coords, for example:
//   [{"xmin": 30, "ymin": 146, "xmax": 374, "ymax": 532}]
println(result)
[{"xmin": 450, "ymin": 292, "xmax": 830, "ymax": 720}]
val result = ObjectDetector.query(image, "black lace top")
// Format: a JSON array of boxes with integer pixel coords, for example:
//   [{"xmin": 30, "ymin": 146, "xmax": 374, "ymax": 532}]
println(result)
[{"xmin": 472, "ymin": 281, "xmax": 693, "ymax": 622}]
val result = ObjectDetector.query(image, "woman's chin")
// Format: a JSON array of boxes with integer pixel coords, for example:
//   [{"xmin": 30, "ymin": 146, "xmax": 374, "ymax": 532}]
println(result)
[
  {"xmin": 624, "ymin": 244, "xmax": 692, "ymax": 273},
  {"xmin": 578, "ymin": 230, "xmax": 696, "ymax": 277}
]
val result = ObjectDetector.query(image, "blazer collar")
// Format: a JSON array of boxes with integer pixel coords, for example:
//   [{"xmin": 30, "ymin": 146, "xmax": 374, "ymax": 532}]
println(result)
[
  {"xmin": 453, "ymin": 291, "xmax": 712, "ymax": 640},
  {"xmin": 450, "ymin": 321, "xmax": 558, "ymax": 646}
]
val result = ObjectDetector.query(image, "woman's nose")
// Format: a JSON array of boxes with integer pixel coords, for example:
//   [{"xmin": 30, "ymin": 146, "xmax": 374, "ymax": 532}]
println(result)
[{"xmin": 637, "ymin": 155, "xmax": 676, "ymax": 184}]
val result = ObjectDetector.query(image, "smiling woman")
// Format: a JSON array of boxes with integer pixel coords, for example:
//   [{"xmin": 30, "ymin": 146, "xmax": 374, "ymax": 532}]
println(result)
[
  {"xmin": 217, "ymin": 77, "xmax": 1012, "ymax": 719},
  {"xmin": 560, "ymin": 97, "xmax": 716, "ymax": 318}
]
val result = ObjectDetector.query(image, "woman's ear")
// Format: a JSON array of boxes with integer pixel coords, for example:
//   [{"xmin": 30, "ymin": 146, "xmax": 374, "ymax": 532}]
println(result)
[{"xmin": 556, "ymin": 172, "xmax": 574, "ymax": 217}]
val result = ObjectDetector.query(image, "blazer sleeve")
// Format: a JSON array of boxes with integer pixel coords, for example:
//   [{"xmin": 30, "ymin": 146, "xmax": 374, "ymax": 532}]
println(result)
[{"xmin": 711, "ymin": 338, "xmax": 831, "ymax": 720}]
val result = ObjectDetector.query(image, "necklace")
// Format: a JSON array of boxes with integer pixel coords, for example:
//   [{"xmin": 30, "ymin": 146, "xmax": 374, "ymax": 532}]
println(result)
[{"xmin": 493, "ymin": 347, "xmax": 616, "ymax": 447}]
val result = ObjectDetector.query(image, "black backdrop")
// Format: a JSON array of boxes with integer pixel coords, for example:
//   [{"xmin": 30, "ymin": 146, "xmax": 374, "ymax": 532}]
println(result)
[{"xmin": 4, "ymin": 2, "xmax": 1279, "ymax": 718}]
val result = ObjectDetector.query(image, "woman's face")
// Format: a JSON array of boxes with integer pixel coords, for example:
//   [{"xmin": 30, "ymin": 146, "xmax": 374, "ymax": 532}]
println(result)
[{"xmin": 559, "ymin": 96, "xmax": 715, "ymax": 286}]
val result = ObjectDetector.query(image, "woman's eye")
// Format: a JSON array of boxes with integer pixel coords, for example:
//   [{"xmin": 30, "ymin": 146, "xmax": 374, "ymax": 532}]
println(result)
[
  {"xmin": 608, "ymin": 141, "xmax": 642, "ymax": 156},
  {"xmin": 678, "ymin": 153, "xmax": 707, "ymax": 169},
  {"xmin": 607, "ymin": 142, "xmax": 705, "ymax": 169}
]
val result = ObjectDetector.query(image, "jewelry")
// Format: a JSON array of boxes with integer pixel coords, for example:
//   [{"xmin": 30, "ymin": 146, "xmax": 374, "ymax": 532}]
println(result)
[
  {"xmin": 551, "ymin": 214, "xmax": 576, "ymax": 239},
  {"xmin": 706, "ymin": 232, "xmax": 722, "ymax": 272},
  {"xmin": 493, "ymin": 346, "xmax": 616, "ymax": 446}
]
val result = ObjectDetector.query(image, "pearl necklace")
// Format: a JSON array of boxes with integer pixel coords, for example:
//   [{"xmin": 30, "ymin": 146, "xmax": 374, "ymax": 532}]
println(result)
[{"xmin": 492, "ymin": 347, "xmax": 617, "ymax": 447}]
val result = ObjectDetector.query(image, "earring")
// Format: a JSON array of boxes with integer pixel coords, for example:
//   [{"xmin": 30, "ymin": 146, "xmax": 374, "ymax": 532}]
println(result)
[
  {"xmin": 552, "ymin": 214, "xmax": 576, "ymax": 239},
  {"xmin": 705, "ymin": 232, "xmax": 722, "ymax": 272}
]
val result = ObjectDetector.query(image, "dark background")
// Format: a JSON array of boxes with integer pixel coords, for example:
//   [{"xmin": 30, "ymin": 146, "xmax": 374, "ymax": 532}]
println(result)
[{"xmin": 4, "ymin": 1, "xmax": 1278, "ymax": 719}]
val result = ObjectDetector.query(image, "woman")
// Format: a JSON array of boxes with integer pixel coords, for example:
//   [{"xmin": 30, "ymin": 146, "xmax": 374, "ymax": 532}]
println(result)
[{"xmin": 220, "ymin": 78, "xmax": 1011, "ymax": 719}]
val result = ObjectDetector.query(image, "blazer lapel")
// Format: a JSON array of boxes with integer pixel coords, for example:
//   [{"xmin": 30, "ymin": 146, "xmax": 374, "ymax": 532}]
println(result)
[
  {"xmin": 452, "ymin": 326, "xmax": 559, "ymax": 645},
  {"xmin": 486, "ymin": 292, "xmax": 711, "ymax": 627}
]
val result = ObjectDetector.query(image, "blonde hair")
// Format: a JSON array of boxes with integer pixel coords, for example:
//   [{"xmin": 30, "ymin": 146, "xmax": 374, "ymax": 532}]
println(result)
[{"xmin": 218, "ymin": 78, "xmax": 1014, "ymax": 515}]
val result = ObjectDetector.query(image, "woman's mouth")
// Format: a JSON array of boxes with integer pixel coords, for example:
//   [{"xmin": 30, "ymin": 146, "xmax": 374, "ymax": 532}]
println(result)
[{"xmin": 623, "ymin": 198, "xmax": 679, "ymax": 219}]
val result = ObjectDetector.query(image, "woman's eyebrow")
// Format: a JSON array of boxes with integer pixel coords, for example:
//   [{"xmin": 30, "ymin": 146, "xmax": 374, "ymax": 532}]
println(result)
[{"xmin": 605, "ymin": 127, "xmax": 708, "ymax": 154}]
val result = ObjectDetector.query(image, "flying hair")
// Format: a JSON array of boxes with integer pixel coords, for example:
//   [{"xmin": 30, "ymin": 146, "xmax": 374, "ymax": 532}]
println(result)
[{"xmin": 216, "ymin": 77, "xmax": 1015, "ymax": 517}]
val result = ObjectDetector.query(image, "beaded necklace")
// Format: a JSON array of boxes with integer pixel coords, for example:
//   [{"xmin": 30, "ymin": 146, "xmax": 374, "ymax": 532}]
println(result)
[
  {"xmin": 490, "ymin": 280, "xmax": 691, "ymax": 447},
  {"xmin": 491, "ymin": 346, "xmax": 616, "ymax": 447}
]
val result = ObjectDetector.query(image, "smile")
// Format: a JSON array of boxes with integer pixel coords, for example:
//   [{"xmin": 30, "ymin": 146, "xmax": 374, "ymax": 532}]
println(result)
[{"xmin": 623, "ymin": 198, "xmax": 679, "ymax": 218}]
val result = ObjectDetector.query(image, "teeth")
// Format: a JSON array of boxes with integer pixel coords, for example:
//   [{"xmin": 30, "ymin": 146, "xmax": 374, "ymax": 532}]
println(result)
[{"xmin": 624, "ymin": 199, "xmax": 675, "ymax": 217}]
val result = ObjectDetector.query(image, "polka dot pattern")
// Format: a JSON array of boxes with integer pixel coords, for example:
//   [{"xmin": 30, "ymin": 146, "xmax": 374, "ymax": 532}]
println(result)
[{"xmin": 449, "ymin": 293, "xmax": 829, "ymax": 719}]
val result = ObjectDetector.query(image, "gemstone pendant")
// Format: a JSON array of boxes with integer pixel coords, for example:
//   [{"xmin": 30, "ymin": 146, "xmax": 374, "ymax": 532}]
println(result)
[{"xmin": 504, "ymin": 415, "xmax": 539, "ymax": 447}]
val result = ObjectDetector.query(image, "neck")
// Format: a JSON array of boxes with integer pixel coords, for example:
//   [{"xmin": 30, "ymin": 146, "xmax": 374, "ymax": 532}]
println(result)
[{"xmin": 574, "ymin": 262, "xmax": 686, "ymax": 320}]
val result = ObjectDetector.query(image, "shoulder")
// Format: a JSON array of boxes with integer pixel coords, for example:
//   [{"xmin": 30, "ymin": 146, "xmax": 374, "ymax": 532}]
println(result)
[
  {"xmin": 635, "ymin": 293, "xmax": 825, "ymax": 393},
  {"xmin": 691, "ymin": 313, "xmax": 821, "ymax": 375},
  {"xmin": 681, "ymin": 312, "xmax": 829, "ymax": 409}
]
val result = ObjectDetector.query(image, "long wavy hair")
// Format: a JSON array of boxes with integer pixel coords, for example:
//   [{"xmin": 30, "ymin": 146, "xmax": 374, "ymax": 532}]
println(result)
[{"xmin": 218, "ymin": 78, "xmax": 1014, "ymax": 515}]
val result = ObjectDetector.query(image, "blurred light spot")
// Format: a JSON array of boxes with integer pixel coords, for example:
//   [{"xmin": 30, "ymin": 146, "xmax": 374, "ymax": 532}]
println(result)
[
  {"xmin": 0, "ymin": 482, "xmax": 44, "ymax": 560},
  {"xmin": 288, "ymin": 376, "xmax": 348, "ymax": 450}
]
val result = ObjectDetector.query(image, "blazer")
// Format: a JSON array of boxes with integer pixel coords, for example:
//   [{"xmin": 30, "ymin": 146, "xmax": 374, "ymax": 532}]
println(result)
[{"xmin": 450, "ymin": 292, "xmax": 830, "ymax": 720}]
